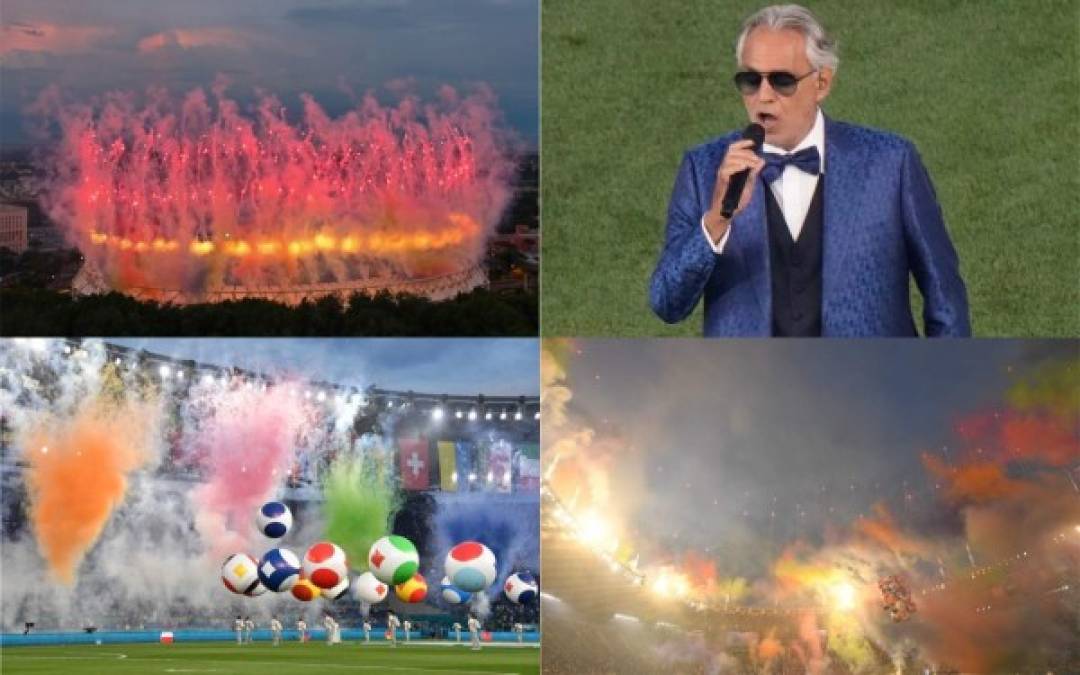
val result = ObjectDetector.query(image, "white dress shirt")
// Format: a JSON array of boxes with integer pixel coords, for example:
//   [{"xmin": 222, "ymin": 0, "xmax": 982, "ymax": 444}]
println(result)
[{"xmin": 703, "ymin": 108, "xmax": 826, "ymax": 252}]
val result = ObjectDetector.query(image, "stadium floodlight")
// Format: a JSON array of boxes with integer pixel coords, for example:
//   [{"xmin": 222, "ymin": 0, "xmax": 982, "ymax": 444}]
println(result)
[
  {"xmin": 455, "ymin": 410, "xmax": 463, "ymax": 419},
  {"xmin": 159, "ymin": 365, "xmax": 172, "ymax": 379},
  {"xmin": 63, "ymin": 345, "xmax": 72, "ymax": 355},
  {"xmin": 451, "ymin": 471, "xmax": 458, "ymax": 483},
  {"xmin": 432, "ymin": 406, "xmax": 445, "ymax": 421},
  {"xmin": 387, "ymin": 399, "xmax": 395, "ymax": 408},
  {"xmin": 304, "ymin": 390, "xmax": 312, "ymax": 399},
  {"xmin": 468, "ymin": 408, "xmax": 478, "ymax": 421},
  {"xmin": 534, "ymin": 411, "xmax": 540, "ymax": 420},
  {"xmin": 176, "ymin": 370, "xmax": 185, "ymax": 380},
  {"xmin": 499, "ymin": 410, "xmax": 508, "ymax": 421},
  {"xmin": 485, "ymin": 411, "xmax": 493, "ymax": 421},
  {"xmin": 114, "ymin": 357, "xmax": 122, "ymax": 366},
  {"xmin": 514, "ymin": 409, "xmax": 523, "ymax": 421},
  {"xmin": 317, "ymin": 390, "xmax": 327, "ymax": 402},
  {"xmin": 468, "ymin": 472, "xmax": 477, "ymax": 482},
  {"xmin": 486, "ymin": 471, "xmax": 494, "ymax": 483}
]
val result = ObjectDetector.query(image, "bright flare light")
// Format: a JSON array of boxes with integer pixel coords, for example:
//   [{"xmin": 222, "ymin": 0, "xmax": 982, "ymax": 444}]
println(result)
[
  {"xmin": 830, "ymin": 581, "xmax": 857, "ymax": 611},
  {"xmin": 576, "ymin": 511, "xmax": 619, "ymax": 553}
]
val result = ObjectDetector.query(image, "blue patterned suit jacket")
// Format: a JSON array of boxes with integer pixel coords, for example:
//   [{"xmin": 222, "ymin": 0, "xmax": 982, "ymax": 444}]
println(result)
[{"xmin": 648, "ymin": 117, "xmax": 971, "ymax": 337}]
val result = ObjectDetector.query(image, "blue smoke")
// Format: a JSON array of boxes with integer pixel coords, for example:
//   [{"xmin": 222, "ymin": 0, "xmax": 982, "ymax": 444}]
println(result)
[{"xmin": 426, "ymin": 492, "xmax": 539, "ymax": 605}]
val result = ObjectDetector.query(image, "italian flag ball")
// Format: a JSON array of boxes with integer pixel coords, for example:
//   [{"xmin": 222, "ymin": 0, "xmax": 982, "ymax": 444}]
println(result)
[{"xmin": 368, "ymin": 535, "xmax": 419, "ymax": 585}]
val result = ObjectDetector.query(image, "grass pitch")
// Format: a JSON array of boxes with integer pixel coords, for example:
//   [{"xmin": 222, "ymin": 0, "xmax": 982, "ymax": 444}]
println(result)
[
  {"xmin": 0, "ymin": 641, "xmax": 539, "ymax": 675},
  {"xmin": 541, "ymin": 0, "xmax": 1080, "ymax": 337}
]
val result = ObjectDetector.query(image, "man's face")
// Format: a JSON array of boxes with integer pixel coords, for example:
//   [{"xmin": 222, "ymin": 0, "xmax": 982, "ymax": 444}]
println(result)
[{"xmin": 739, "ymin": 27, "xmax": 832, "ymax": 149}]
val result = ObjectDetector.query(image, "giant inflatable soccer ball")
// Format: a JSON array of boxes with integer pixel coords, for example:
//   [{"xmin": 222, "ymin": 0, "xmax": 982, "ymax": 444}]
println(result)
[
  {"xmin": 444, "ymin": 541, "xmax": 497, "ymax": 592},
  {"xmin": 291, "ymin": 578, "xmax": 321, "ymax": 602},
  {"xmin": 353, "ymin": 571, "xmax": 389, "ymax": 604},
  {"xmin": 256, "ymin": 501, "xmax": 292, "ymax": 538},
  {"xmin": 257, "ymin": 548, "xmax": 301, "ymax": 592},
  {"xmin": 395, "ymin": 572, "xmax": 428, "ymax": 603},
  {"xmin": 504, "ymin": 571, "xmax": 539, "ymax": 604},
  {"xmin": 368, "ymin": 535, "xmax": 419, "ymax": 585},
  {"xmin": 302, "ymin": 541, "xmax": 348, "ymax": 590},
  {"xmin": 440, "ymin": 576, "xmax": 472, "ymax": 604},
  {"xmin": 222, "ymin": 553, "xmax": 260, "ymax": 595}
]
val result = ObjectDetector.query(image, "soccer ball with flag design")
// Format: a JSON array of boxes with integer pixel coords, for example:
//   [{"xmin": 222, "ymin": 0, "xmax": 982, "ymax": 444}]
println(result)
[
  {"xmin": 221, "ymin": 553, "xmax": 260, "ymax": 595},
  {"xmin": 353, "ymin": 571, "xmax": 389, "ymax": 603},
  {"xmin": 302, "ymin": 541, "xmax": 348, "ymax": 589},
  {"xmin": 368, "ymin": 535, "xmax": 419, "ymax": 585},
  {"xmin": 256, "ymin": 501, "xmax": 292, "ymax": 538},
  {"xmin": 257, "ymin": 547, "xmax": 301, "ymax": 592},
  {"xmin": 444, "ymin": 541, "xmax": 497, "ymax": 592},
  {"xmin": 504, "ymin": 570, "xmax": 538, "ymax": 604},
  {"xmin": 395, "ymin": 572, "xmax": 428, "ymax": 603}
]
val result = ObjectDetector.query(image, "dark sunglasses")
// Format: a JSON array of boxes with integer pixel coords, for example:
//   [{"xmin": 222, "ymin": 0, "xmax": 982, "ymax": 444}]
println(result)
[{"xmin": 734, "ymin": 69, "xmax": 817, "ymax": 96}]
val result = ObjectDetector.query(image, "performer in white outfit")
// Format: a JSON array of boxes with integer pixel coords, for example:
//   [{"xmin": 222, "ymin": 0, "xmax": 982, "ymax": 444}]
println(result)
[
  {"xmin": 270, "ymin": 616, "xmax": 283, "ymax": 646},
  {"xmin": 468, "ymin": 615, "xmax": 482, "ymax": 651}
]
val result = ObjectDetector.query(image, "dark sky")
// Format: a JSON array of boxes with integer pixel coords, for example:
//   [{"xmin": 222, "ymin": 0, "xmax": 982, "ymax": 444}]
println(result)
[
  {"xmin": 560, "ymin": 339, "xmax": 1075, "ymax": 571},
  {"xmin": 109, "ymin": 338, "xmax": 539, "ymax": 396},
  {"xmin": 0, "ymin": 0, "xmax": 538, "ymax": 144}
]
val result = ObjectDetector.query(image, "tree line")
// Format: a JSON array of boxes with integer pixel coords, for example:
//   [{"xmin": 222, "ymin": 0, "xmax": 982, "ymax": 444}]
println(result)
[{"xmin": 0, "ymin": 288, "xmax": 537, "ymax": 336}]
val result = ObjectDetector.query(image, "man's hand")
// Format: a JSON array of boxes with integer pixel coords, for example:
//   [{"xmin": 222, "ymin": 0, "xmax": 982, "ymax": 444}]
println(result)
[{"xmin": 704, "ymin": 139, "xmax": 764, "ymax": 243}]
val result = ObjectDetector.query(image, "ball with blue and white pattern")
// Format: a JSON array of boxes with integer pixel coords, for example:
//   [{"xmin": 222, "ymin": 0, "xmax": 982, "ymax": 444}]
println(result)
[
  {"xmin": 440, "ymin": 576, "xmax": 472, "ymax": 604},
  {"xmin": 256, "ymin": 501, "xmax": 292, "ymax": 538},
  {"xmin": 444, "ymin": 541, "xmax": 497, "ymax": 593},
  {"xmin": 257, "ymin": 548, "xmax": 301, "ymax": 592},
  {"xmin": 504, "ymin": 570, "xmax": 538, "ymax": 604}
]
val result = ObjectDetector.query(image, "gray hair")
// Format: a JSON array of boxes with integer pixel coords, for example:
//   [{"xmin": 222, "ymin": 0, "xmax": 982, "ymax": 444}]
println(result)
[{"xmin": 735, "ymin": 4, "xmax": 839, "ymax": 73}]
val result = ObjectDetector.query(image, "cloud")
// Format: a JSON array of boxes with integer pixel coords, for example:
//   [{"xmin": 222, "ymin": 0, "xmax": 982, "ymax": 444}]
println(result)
[
  {"xmin": 1, "ymin": 22, "xmax": 113, "ymax": 56},
  {"xmin": 136, "ymin": 27, "xmax": 247, "ymax": 53}
]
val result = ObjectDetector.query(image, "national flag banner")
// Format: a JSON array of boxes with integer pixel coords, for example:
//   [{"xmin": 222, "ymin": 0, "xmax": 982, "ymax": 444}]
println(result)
[
  {"xmin": 515, "ymin": 442, "xmax": 540, "ymax": 492},
  {"xmin": 455, "ymin": 441, "xmax": 474, "ymax": 491},
  {"xmin": 488, "ymin": 439, "xmax": 512, "ymax": 492},
  {"xmin": 398, "ymin": 436, "xmax": 430, "ymax": 490},
  {"xmin": 437, "ymin": 441, "xmax": 457, "ymax": 492}
]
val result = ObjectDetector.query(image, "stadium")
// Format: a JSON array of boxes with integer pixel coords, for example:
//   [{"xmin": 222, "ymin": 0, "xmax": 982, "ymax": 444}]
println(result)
[
  {"xmin": 0, "ymin": 339, "xmax": 540, "ymax": 674},
  {"xmin": 40, "ymin": 85, "xmax": 515, "ymax": 305}
]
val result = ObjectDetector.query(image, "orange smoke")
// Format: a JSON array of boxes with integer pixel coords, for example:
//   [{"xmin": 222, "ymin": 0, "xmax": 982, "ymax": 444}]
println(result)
[
  {"xmin": 23, "ymin": 400, "xmax": 152, "ymax": 584},
  {"xmin": 923, "ymin": 455, "xmax": 1026, "ymax": 504},
  {"xmin": 854, "ymin": 503, "xmax": 930, "ymax": 557}
]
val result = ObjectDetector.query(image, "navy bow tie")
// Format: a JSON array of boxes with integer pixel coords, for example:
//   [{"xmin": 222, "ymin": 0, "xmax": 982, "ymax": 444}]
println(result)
[{"xmin": 761, "ymin": 146, "xmax": 821, "ymax": 183}]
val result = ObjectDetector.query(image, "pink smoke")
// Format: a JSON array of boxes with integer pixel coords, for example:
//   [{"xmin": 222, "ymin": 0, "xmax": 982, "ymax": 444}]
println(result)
[{"xmin": 188, "ymin": 383, "xmax": 311, "ymax": 559}]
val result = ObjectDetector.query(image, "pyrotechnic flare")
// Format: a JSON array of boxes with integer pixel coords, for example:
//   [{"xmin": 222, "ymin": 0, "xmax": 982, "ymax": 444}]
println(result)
[{"xmin": 34, "ymin": 82, "xmax": 514, "ymax": 301}]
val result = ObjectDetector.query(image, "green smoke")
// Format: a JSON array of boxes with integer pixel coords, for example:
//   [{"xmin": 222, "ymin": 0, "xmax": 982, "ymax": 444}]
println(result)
[{"xmin": 322, "ymin": 455, "xmax": 401, "ymax": 572}]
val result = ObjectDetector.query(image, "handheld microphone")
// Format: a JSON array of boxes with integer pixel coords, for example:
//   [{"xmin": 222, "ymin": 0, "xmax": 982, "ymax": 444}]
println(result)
[{"xmin": 719, "ymin": 123, "xmax": 765, "ymax": 219}]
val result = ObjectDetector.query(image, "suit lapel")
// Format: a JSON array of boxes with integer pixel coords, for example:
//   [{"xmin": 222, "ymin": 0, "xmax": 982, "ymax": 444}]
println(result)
[{"xmin": 821, "ymin": 117, "xmax": 860, "ymax": 333}]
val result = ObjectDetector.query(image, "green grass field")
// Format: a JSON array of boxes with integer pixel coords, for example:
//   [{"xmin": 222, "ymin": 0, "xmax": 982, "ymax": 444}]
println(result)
[
  {"xmin": 541, "ymin": 0, "xmax": 1080, "ymax": 336},
  {"xmin": 0, "ymin": 642, "xmax": 539, "ymax": 674}
]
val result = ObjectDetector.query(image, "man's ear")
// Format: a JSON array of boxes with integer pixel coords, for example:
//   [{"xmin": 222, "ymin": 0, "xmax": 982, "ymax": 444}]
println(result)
[{"xmin": 815, "ymin": 67, "xmax": 834, "ymax": 103}]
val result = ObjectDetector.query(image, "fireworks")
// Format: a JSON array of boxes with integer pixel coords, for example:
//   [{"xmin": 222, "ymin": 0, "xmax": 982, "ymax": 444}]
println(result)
[{"xmin": 36, "ymin": 83, "xmax": 514, "ymax": 302}]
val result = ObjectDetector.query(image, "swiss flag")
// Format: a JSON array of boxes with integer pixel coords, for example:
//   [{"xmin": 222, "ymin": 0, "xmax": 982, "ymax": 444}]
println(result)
[{"xmin": 398, "ymin": 437, "xmax": 430, "ymax": 490}]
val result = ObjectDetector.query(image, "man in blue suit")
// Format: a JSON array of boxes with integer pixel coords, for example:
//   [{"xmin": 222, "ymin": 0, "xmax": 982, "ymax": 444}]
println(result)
[{"xmin": 649, "ymin": 4, "xmax": 970, "ymax": 337}]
